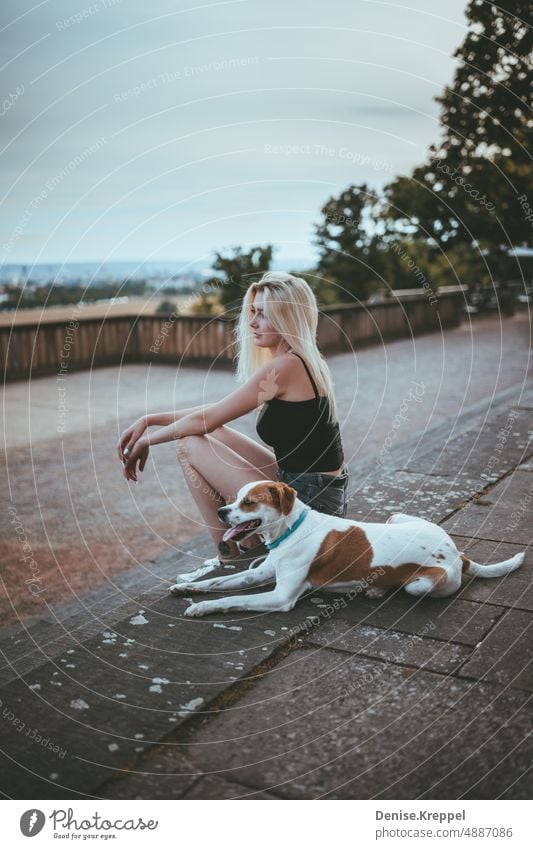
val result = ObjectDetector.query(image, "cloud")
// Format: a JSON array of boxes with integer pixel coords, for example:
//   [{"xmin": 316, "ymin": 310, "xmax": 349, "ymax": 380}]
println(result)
[{"xmin": 1, "ymin": 0, "xmax": 467, "ymax": 265}]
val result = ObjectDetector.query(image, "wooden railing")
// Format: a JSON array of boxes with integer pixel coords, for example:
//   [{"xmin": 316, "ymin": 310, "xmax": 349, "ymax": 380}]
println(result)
[{"xmin": 1, "ymin": 286, "xmax": 466, "ymax": 381}]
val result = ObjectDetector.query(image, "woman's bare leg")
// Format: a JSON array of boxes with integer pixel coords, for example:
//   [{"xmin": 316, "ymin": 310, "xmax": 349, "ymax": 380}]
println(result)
[
  {"xmin": 175, "ymin": 438, "xmax": 232, "ymax": 549},
  {"xmin": 172, "ymin": 420, "xmax": 278, "ymax": 551},
  {"xmin": 205, "ymin": 425, "xmax": 278, "ymax": 550},
  {"xmin": 167, "ymin": 413, "xmax": 277, "ymax": 478},
  {"xmin": 176, "ymin": 432, "xmax": 278, "ymax": 553}
]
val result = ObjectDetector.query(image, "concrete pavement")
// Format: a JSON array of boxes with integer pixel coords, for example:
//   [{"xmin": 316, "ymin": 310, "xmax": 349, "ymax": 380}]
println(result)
[
  {"xmin": 0, "ymin": 375, "xmax": 531, "ymax": 798},
  {"xmin": 1, "ymin": 311, "xmax": 531, "ymax": 626},
  {"xmin": 1, "ymin": 311, "xmax": 532, "ymax": 798}
]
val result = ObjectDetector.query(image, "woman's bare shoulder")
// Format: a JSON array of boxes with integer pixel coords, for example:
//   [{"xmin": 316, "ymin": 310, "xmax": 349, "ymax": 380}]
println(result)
[
  {"xmin": 259, "ymin": 353, "xmax": 299, "ymax": 398},
  {"xmin": 272, "ymin": 352, "xmax": 302, "ymax": 377},
  {"xmin": 271, "ymin": 352, "xmax": 317, "ymax": 401},
  {"xmin": 267, "ymin": 352, "xmax": 298, "ymax": 370}
]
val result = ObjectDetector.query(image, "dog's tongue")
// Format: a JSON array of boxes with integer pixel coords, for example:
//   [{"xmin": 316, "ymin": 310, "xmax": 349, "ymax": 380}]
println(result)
[{"xmin": 222, "ymin": 521, "xmax": 255, "ymax": 542}]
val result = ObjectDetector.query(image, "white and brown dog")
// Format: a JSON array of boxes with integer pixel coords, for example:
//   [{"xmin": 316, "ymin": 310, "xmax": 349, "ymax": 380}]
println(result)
[{"xmin": 169, "ymin": 480, "xmax": 525, "ymax": 618}]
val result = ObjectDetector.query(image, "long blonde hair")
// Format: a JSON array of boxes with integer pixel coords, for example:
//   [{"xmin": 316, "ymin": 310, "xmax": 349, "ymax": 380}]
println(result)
[{"xmin": 233, "ymin": 271, "xmax": 338, "ymax": 423}]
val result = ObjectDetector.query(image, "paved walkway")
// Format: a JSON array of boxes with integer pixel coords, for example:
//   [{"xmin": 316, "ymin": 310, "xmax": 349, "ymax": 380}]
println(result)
[
  {"xmin": 0, "ymin": 348, "xmax": 531, "ymax": 797},
  {"xmin": 1, "ymin": 311, "xmax": 531, "ymax": 625}
]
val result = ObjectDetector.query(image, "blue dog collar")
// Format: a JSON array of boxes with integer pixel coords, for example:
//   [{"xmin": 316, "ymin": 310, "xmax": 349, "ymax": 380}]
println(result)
[{"xmin": 265, "ymin": 507, "xmax": 311, "ymax": 551}]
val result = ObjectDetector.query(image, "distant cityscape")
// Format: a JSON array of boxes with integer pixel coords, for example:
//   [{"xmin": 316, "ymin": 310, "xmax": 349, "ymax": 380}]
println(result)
[
  {"xmin": 0, "ymin": 257, "xmax": 313, "ymax": 316},
  {"xmin": 0, "ymin": 257, "xmax": 310, "ymax": 288},
  {"xmin": 0, "ymin": 255, "xmax": 316, "ymax": 318}
]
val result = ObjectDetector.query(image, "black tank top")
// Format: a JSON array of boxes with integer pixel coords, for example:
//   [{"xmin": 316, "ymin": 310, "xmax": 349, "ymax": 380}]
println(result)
[{"xmin": 256, "ymin": 352, "xmax": 344, "ymax": 473}]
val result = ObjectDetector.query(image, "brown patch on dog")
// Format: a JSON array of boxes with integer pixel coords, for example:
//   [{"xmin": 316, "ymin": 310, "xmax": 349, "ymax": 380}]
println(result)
[
  {"xmin": 460, "ymin": 553, "xmax": 471, "ymax": 573},
  {"xmin": 437, "ymin": 553, "xmax": 445, "ymax": 560},
  {"xmin": 308, "ymin": 527, "xmax": 447, "ymax": 591},
  {"xmin": 242, "ymin": 482, "xmax": 296, "ymax": 516},
  {"xmin": 308, "ymin": 527, "xmax": 373, "ymax": 585}
]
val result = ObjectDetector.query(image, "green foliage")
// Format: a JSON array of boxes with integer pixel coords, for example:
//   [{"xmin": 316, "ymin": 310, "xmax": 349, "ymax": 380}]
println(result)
[
  {"xmin": 384, "ymin": 0, "xmax": 532, "ymax": 259},
  {"xmin": 314, "ymin": 184, "xmax": 383, "ymax": 302},
  {"xmin": 203, "ymin": 245, "xmax": 274, "ymax": 312},
  {"xmin": 192, "ymin": 292, "xmax": 217, "ymax": 314},
  {"xmin": 156, "ymin": 299, "xmax": 179, "ymax": 315}
]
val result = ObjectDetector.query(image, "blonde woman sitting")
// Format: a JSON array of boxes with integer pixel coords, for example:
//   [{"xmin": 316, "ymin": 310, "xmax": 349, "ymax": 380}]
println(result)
[{"xmin": 118, "ymin": 272, "xmax": 349, "ymax": 574}]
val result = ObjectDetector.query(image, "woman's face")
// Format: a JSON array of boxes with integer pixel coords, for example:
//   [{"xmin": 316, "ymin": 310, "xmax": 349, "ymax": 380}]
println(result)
[{"xmin": 249, "ymin": 291, "xmax": 288, "ymax": 351}]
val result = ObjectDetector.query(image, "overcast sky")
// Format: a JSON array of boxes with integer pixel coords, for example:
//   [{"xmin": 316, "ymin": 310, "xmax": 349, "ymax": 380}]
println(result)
[{"xmin": 1, "ymin": 0, "xmax": 468, "ymax": 269}]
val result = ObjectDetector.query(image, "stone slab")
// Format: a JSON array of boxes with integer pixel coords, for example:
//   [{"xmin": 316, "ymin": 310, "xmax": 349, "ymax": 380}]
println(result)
[
  {"xmin": 303, "ymin": 590, "xmax": 503, "ymax": 647},
  {"xmin": 442, "ymin": 469, "xmax": 533, "ymax": 545},
  {"xmin": 106, "ymin": 767, "xmax": 277, "ymax": 800},
  {"xmin": 307, "ymin": 622, "xmax": 471, "ymax": 674},
  {"xmin": 112, "ymin": 647, "xmax": 533, "ymax": 799},
  {"xmin": 399, "ymin": 407, "xmax": 531, "ymax": 482},
  {"xmin": 101, "ymin": 755, "xmax": 199, "ymax": 800},
  {"xmin": 458, "ymin": 609, "xmax": 533, "ymax": 692},
  {"xmin": 454, "ymin": 538, "xmax": 533, "ymax": 611},
  {"xmin": 181, "ymin": 776, "xmax": 278, "ymax": 799},
  {"xmin": 347, "ymin": 469, "xmax": 486, "ymax": 524}
]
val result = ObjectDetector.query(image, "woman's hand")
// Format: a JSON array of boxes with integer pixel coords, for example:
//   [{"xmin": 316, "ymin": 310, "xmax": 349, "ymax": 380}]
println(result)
[
  {"xmin": 122, "ymin": 438, "xmax": 150, "ymax": 482},
  {"xmin": 117, "ymin": 416, "xmax": 148, "ymax": 461}
]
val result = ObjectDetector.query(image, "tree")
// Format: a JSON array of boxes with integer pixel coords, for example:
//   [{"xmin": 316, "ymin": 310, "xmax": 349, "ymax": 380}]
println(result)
[
  {"xmin": 385, "ymin": 1, "xmax": 532, "ymax": 266},
  {"xmin": 204, "ymin": 245, "xmax": 273, "ymax": 312},
  {"xmin": 314, "ymin": 184, "xmax": 382, "ymax": 302},
  {"xmin": 156, "ymin": 299, "xmax": 179, "ymax": 316}
]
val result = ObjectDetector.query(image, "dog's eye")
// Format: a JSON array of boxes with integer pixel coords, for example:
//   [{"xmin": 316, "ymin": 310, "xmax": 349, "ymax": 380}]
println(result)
[{"xmin": 242, "ymin": 498, "xmax": 253, "ymax": 506}]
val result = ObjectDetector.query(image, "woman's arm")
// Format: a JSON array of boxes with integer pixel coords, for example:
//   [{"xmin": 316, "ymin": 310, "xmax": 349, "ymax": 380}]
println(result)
[
  {"xmin": 142, "ymin": 410, "xmax": 210, "ymax": 446},
  {"xmin": 146, "ymin": 403, "xmax": 214, "ymax": 427},
  {"xmin": 121, "ymin": 358, "xmax": 289, "ymax": 480},
  {"xmin": 120, "ymin": 410, "xmax": 210, "ymax": 481},
  {"xmin": 117, "ymin": 404, "xmax": 215, "ymax": 459},
  {"xmin": 140, "ymin": 357, "xmax": 289, "ymax": 448}
]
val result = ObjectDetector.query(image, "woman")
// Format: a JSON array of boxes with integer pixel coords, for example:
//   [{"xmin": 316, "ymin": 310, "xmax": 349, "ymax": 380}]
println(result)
[{"xmin": 117, "ymin": 271, "xmax": 349, "ymax": 568}]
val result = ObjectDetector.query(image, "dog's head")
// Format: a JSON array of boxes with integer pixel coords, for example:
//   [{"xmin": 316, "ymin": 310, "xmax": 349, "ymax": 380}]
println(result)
[{"xmin": 217, "ymin": 480, "xmax": 298, "ymax": 544}]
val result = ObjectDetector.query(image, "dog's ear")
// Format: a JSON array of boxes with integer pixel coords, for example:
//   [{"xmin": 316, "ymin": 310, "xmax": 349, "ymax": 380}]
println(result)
[
  {"xmin": 266, "ymin": 483, "xmax": 296, "ymax": 515},
  {"xmin": 279, "ymin": 483, "xmax": 297, "ymax": 516}
]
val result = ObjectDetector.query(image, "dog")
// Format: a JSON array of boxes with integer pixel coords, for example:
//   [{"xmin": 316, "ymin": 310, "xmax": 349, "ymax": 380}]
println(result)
[{"xmin": 169, "ymin": 480, "xmax": 525, "ymax": 618}]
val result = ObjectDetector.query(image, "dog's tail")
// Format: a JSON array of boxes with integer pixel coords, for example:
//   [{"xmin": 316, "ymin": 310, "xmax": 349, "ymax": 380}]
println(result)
[{"xmin": 460, "ymin": 551, "xmax": 525, "ymax": 579}]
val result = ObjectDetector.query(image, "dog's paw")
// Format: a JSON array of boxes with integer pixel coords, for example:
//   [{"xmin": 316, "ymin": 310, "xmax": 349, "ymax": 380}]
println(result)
[
  {"xmin": 365, "ymin": 586, "xmax": 386, "ymax": 599},
  {"xmin": 184, "ymin": 601, "xmax": 210, "ymax": 618}
]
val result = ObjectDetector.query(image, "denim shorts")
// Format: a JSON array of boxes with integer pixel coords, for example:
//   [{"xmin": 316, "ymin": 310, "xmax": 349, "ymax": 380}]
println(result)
[{"xmin": 276, "ymin": 464, "xmax": 349, "ymax": 518}]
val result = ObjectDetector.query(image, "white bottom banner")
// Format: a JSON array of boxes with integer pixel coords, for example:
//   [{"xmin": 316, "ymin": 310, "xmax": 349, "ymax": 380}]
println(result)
[{"xmin": 3, "ymin": 799, "xmax": 530, "ymax": 848}]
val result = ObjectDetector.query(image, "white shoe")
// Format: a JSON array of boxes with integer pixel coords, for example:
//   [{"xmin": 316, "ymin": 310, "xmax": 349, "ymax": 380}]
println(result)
[
  {"xmin": 175, "ymin": 556, "xmax": 235, "ymax": 584},
  {"xmin": 203, "ymin": 555, "xmax": 237, "ymax": 569},
  {"xmin": 203, "ymin": 556, "xmax": 222, "ymax": 568}
]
